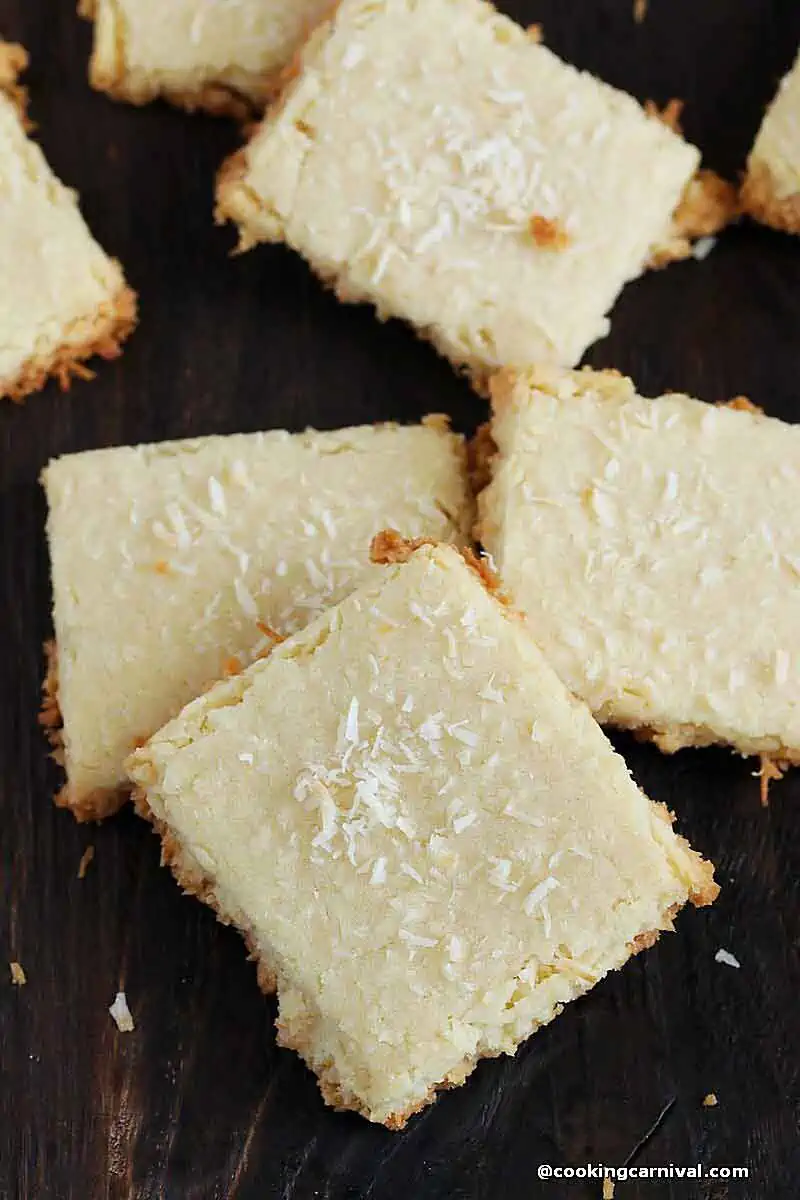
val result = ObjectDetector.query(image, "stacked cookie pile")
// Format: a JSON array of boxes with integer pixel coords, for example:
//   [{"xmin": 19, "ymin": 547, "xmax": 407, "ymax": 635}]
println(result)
[{"xmin": 3, "ymin": 0, "xmax": 799, "ymax": 1129}]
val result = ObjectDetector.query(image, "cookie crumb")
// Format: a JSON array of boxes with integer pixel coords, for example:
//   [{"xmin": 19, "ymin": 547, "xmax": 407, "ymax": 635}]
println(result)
[
  {"xmin": 702, "ymin": 1092, "xmax": 718, "ymax": 1108},
  {"xmin": 77, "ymin": 845, "xmax": 95, "ymax": 879},
  {"xmin": 529, "ymin": 214, "xmax": 570, "ymax": 250},
  {"xmin": 726, "ymin": 395, "xmax": 761, "ymax": 414},
  {"xmin": 526, "ymin": 22, "xmax": 543, "ymax": 42},
  {"xmin": 714, "ymin": 948, "xmax": 741, "ymax": 969},
  {"xmin": 675, "ymin": 169, "xmax": 740, "ymax": 238},
  {"xmin": 758, "ymin": 755, "xmax": 785, "ymax": 806},
  {"xmin": 9, "ymin": 961, "xmax": 26, "ymax": 986},
  {"xmin": 109, "ymin": 990, "xmax": 135, "ymax": 1032}
]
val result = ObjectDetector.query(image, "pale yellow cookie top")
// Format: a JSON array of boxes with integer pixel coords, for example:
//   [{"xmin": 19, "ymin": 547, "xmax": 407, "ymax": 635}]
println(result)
[
  {"xmin": 86, "ymin": 0, "xmax": 331, "ymax": 107},
  {"xmin": 748, "ymin": 50, "xmax": 800, "ymax": 199},
  {"xmin": 218, "ymin": 0, "xmax": 699, "ymax": 376},
  {"xmin": 0, "ymin": 75, "xmax": 125, "ymax": 390},
  {"xmin": 43, "ymin": 423, "xmax": 472, "ymax": 805},
  {"xmin": 128, "ymin": 542, "xmax": 713, "ymax": 1126},
  {"xmin": 478, "ymin": 366, "xmax": 800, "ymax": 758}
]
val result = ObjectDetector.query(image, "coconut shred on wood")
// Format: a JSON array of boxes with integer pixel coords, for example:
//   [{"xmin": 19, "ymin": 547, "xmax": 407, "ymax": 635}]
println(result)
[
  {"xmin": 715, "ymin": 948, "xmax": 741, "ymax": 969},
  {"xmin": 109, "ymin": 990, "xmax": 135, "ymax": 1032}
]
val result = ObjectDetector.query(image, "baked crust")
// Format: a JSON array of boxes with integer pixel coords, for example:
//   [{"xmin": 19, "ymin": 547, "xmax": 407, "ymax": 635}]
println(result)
[
  {"xmin": 644, "ymin": 97, "xmax": 684, "ymax": 135},
  {"xmin": 628, "ymin": 718, "xmax": 800, "ymax": 765},
  {"xmin": 650, "ymin": 168, "xmax": 740, "ymax": 268},
  {"xmin": 467, "ymin": 422, "xmax": 497, "ymax": 495},
  {"xmin": 759, "ymin": 756, "xmax": 787, "ymax": 806},
  {"xmin": 0, "ymin": 41, "xmax": 31, "ymax": 125},
  {"xmin": 369, "ymin": 530, "xmax": 436, "ymax": 564},
  {"xmin": 88, "ymin": 72, "xmax": 276, "ymax": 122},
  {"xmin": 369, "ymin": 530, "xmax": 509, "ymax": 605},
  {"xmin": 2, "ymin": 283, "xmax": 137, "ymax": 404},
  {"xmin": 0, "ymin": 42, "xmax": 138, "ymax": 402},
  {"xmin": 39, "ymin": 639, "xmax": 62, "ymax": 757},
  {"xmin": 134, "ymin": 790, "xmax": 278, "ymax": 991},
  {"xmin": 39, "ymin": 641, "xmax": 129, "ymax": 821},
  {"xmin": 723, "ymin": 394, "xmax": 762, "ymax": 415},
  {"xmin": 133, "ymin": 779, "xmax": 713, "ymax": 1127},
  {"xmin": 741, "ymin": 159, "xmax": 800, "ymax": 235}
]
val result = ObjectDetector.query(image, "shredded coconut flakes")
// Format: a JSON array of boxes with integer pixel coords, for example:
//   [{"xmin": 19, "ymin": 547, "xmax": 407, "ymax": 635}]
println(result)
[
  {"xmin": 109, "ymin": 991, "xmax": 135, "ymax": 1032},
  {"xmin": 714, "ymin": 948, "xmax": 741, "ymax": 969},
  {"xmin": 524, "ymin": 876, "xmax": 560, "ymax": 916}
]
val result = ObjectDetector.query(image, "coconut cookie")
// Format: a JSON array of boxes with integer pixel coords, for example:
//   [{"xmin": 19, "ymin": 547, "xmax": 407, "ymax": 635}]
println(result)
[
  {"xmin": 127, "ymin": 537, "xmax": 716, "ymax": 1128},
  {"xmin": 79, "ymin": 0, "xmax": 332, "ymax": 118},
  {"xmin": 477, "ymin": 366, "xmax": 800, "ymax": 761},
  {"xmin": 0, "ymin": 42, "xmax": 135, "ymax": 402},
  {"xmin": 42, "ymin": 422, "xmax": 472, "ymax": 820},
  {"xmin": 742, "ymin": 50, "xmax": 800, "ymax": 234},
  {"xmin": 216, "ymin": 0, "xmax": 706, "ymax": 387}
]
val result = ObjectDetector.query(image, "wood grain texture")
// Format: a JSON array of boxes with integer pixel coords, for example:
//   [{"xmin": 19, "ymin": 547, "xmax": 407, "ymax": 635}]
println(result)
[{"xmin": 1, "ymin": 1, "xmax": 799, "ymax": 1197}]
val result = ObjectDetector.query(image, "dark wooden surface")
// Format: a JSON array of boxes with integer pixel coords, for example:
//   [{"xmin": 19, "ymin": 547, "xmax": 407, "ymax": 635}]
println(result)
[{"xmin": 1, "ymin": 2, "xmax": 799, "ymax": 1197}]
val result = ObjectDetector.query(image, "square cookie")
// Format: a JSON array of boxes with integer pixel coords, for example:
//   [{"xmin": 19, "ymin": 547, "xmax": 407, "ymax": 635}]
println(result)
[
  {"xmin": 216, "ymin": 0, "xmax": 702, "ymax": 385},
  {"xmin": 477, "ymin": 366, "xmax": 800, "ymax": 762},
  {"xmin": 127, "ymin": 537, "xmax": 716, "ymax": 1128},
  {"xmin": 79, "ymin": 0, "xmax": 332, "ymax": 118},
  {"xmin": 742, "ymin": 49, "xmax": 800, "ymax": 234},
  {"xmin": 43, "ymin": 422, "xmax": 471, "ymax": 819},
  {"xmin": 0, "ymin": 43, "xmax": 135, "ymax": 401}
]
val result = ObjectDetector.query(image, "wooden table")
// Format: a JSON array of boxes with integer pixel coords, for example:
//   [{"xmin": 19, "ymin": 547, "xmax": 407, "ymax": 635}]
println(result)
[{"xmin": 1, "ymin": 2, "xmax": 798, "ymax": 1196}]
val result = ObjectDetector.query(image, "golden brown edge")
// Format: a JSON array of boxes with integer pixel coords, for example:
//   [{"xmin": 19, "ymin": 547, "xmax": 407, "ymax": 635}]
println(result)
[
  {"xmin": 629, "ymin": 721, "xmax": 800, "ymax": 768},
  {"xmin": 91, "ymin": 74, "xmax": 276, "ymax": 123},
  {"xmin": 741, "ymin": 159, "xmax": 800, "ymax": 236},
  {"xmin": 369, "ymin": 529, "xmax": 511, "ymax": 606},
  {"xmin": 2, "ymin": 284, "xmax": 138, "ymax": 404},
  {"xmin": 1, "ymin": 41, "xmax": 138, "ymax": 402},
  {"xmin": 39, "ymin": 640, "xmax": 127, "ymax": 821},
  {"xmin": 650, "ymin": 803, "xmax": 719, "ymax": 907},
  {"xmin": 650, "ymin": 168, "xmax": 741, "ymax": 268},
  {"xmin": 0, "ymin": 40, "xmax": 31, "ymax": 126},
  {"xmin": 467, "ymin": 421, "xmax": 497, "ymax": 496},
  {"xmin": 644, "ymin": 96, "xmax": 684, "ymax": 135}
]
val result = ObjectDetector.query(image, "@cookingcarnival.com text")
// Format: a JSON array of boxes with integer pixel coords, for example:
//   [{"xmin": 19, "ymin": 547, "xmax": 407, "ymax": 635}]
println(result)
[{"xmin": 537, "ymin": 1162, "xmax": 749, "ymax": 1183}]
